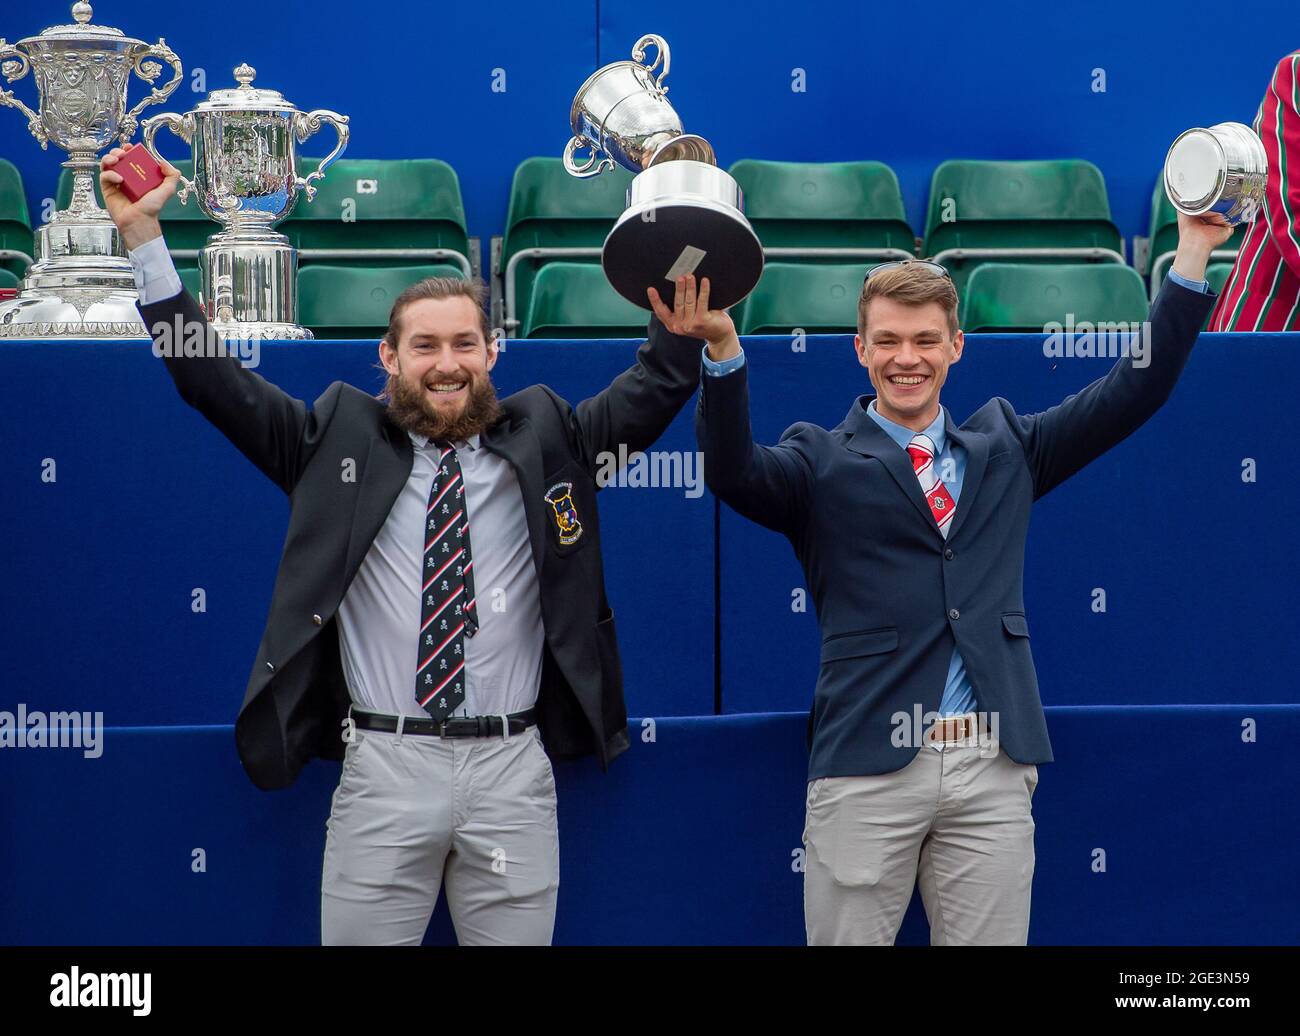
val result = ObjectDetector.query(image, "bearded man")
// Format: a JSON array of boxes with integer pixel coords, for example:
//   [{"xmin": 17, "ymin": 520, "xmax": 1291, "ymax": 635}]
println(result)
[{"xmin": 99, "ymin": 146, "xmax": 722, "ymax": 945}]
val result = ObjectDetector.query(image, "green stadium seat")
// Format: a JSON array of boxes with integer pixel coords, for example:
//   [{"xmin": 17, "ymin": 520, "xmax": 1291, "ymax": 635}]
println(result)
[
  {"xmin": 57, "ymin": 160, "xmax": 212, "ymax": 254},
  {"xmin": 282, "ymin": 158, "xmax": 470, "ymax": 275},
  {"xmin": 0, "ymin": 268, "xmax": 19, "ymax": 290},
  {"xmin": 0, "ymin": 158, "xmax": 35, "ymax": 280},
  {"xmin": 521, "ymin": 262, "xmax": 648, "ymax": 339},
  {"xmin": 1146, "ymin": 176, "xmax": 1246, "ymax": 297},
  {"xmin": 923, "ymin": 160, "xmax": 1125, "ymax": 293},
  {"xmin": 499, "ymin": 157, "xmax": 634, "ymax": 334},
  {"xmin": 737, "ymin": 262, "xmax": 876, "ymax": 335},
  {"xmin": 959, "ymin": 263, "xmax": 1149, "ymax": 332},
  {"xmin": 728, "ymin": 159, "xmax": 915, "ymax": 259},
  {"xmin": 299, "ymin": 263, "xmax": 467, "ymax": 340}
]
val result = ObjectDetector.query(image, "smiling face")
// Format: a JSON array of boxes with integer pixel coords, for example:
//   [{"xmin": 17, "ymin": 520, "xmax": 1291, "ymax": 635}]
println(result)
[
  {"xmin": 855, "ymin": 296, "xmax": 964, "ymax": 430},
  {"xmin": 378, "ymin": 292, "xmax": 503, "ymax": 442}
]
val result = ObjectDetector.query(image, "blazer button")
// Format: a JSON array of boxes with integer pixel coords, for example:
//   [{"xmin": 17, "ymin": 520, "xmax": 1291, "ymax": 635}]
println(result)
[
  {"xmin": 948, "ymin": 608, "xmax": 960, "ymax": 620},
  {"xmin": 266, "ymin": 661, "xmax": 275, "ymax": 671},
  {"xmin": 312, "ymin": 614, "xmax": 323, "ymax": 626},
  {"xmin": 944, "ymin": 548, "xmax": 954, "ymax": 560}
]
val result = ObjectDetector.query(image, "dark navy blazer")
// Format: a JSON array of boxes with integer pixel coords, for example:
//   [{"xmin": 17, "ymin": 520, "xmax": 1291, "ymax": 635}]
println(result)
[{"xmin": 696, "ymin": 278, "xmax": 1216, "ymax": 779}]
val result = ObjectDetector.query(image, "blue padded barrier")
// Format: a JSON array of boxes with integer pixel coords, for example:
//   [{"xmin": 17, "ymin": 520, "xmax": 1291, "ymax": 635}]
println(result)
[{"xmin": 0, "ymin": 707, "xmax": 1294, "ymax": 945}]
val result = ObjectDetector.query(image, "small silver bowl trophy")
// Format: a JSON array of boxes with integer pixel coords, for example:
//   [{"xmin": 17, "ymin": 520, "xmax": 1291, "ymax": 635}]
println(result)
[
  {"xmin": 563, "ymin": 34, "xmax": 764, "ymax": 311},
  {"xmin": 1163, "ymin": 120, "xmax": 1267, "ymax": 226},
  {"xmin": 144, "ymin": 64, "xmax": 349, "ymax": 340},
  {"xmin": 0, "ymin": 2, "xmax": 182, "ymax": 338}
]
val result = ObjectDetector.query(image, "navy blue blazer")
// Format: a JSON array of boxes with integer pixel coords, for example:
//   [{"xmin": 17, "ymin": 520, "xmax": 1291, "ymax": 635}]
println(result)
[{"xmin": 696, "ymin": 278, "xmax": 1216, "ymax": 779}]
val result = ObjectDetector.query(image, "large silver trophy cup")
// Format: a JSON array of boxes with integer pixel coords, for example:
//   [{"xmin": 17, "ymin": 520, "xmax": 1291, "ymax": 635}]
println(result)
[
  {"xmin": 0, "ymin": 2, "xmax": 182, "ymax": 339},
  {"xmin": 142, "ymin": 64, "xmax": 349, "ymax": 340},
  {"xmin": 1164, "ymin": 121, "xmax": 1267, "ymax": 226},
  {"xmin": 564, "ymin": 34, "xmax": 763, "ymax": 311}
]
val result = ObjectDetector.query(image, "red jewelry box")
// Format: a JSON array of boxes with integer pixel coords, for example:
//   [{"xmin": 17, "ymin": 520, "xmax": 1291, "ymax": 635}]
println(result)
[{"xmin": 114, "ymin": 143, "xmax": 165, "ymax": 203}]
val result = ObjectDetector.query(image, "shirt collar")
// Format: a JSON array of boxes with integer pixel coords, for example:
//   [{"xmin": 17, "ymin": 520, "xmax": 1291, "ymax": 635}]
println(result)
[
  {"xmin": 407, "ymin": 430, "xmax": 482, "ymax": 452},
  {"xmin": 866, "ymin": 398, "xmax": 946, "ymax": 455}
]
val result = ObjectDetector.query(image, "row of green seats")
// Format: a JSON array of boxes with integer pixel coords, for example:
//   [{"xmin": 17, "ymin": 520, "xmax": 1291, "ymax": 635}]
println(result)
[
  {"xmin": 512, "ymin": 261, "xmax": 1159, "ymax": 338},
  {"xmin": 498, "ymin": 156, "xmax": 1132, "ymax": 329},
  {"xmin": 49, "ymin": 157, "xmax": 471, "ymax": 272},
  {"xmin": 165, "ymin": 258, "xmax": 1231, "ymax": 338}
]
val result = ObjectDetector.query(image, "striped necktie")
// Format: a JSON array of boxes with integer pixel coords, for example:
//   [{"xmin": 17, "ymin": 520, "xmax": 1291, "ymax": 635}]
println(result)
[
  {"xmin": 906, "ymin": 432, "xmax": 957, "ymax": 539},
  {"xmin": 415, "ymin": 440, "xmax": 479, "ymax": 720}
]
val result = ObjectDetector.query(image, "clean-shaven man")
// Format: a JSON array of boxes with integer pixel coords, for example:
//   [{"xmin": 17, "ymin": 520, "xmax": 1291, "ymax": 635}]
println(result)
[{"xmin": 687, "ymin": 211, "xmax": 1231, "ymax": 944}]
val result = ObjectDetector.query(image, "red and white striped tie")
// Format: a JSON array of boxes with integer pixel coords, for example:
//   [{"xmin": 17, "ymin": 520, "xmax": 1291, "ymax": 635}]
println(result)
[{"xmin": 906, "ymin": 432, "xmax": 956, "ymax": 538}]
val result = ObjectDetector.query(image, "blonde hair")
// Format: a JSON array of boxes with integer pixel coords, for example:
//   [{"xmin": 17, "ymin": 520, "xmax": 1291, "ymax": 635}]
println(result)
[{"xmin": 858, "ymin": 264, "xmax": 959, "ymax": 338}]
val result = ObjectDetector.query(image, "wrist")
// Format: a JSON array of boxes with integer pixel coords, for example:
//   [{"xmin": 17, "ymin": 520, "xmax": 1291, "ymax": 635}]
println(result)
[
  {"xmin": 1171, "ymin": 244, "xmax": 1212, "ymax": 283},
  {"xmin": 706, "ymin": 330, "xmax": 741, "ymax": 362},
  {"xmin": 120, "ymin": 220, "xmax": 163, "ymax": 253}
]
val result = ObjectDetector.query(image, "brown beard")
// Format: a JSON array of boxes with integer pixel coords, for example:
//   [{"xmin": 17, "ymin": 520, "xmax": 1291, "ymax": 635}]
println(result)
[{"xmin": 384, "ymin": 365, "xmax": 504, "ymax": 443}]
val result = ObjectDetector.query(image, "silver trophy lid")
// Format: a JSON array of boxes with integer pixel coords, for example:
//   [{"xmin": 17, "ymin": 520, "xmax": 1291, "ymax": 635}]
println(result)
[
  {"xmin": 25, "ymin": 3, "xmax": 135, "ymax": 44},
  {"xmin": 196, "ymin": 64, "xmax": 299, "ymax": 113},
  {"xmin": 1165, "ymin": 129, "xmax": 1226, "ymax": 213}
]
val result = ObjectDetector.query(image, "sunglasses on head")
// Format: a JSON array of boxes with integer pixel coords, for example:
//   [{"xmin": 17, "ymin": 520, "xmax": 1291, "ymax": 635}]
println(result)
[{"xmin": 862, "ymin": 259, "xmax": 951, "ymax": 288}]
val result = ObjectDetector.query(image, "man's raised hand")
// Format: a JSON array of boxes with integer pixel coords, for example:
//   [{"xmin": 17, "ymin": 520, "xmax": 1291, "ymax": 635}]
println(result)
[
  {"xmin": 99, "ymin": 147, "xmax": 182, "ymax": 251},
  {"xmin": 647, "ymin": 274, "xmax": 740, "ymax": 360}
]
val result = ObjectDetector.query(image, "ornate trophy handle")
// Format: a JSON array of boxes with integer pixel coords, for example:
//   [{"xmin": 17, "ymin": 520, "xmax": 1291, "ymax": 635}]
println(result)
[
  {"xmin": 293, "ymin": 109, "xmax": 350, "ymax": 203},
  {"xmin": 0, "ymin": 41, "xmax": 47, "ymax": 149},
  {"xmin": 141, "ymin": 111, "xmax": 196, "ymax": 204},
  {"xmin": 631, "ymin": 33, "xmax": 671, "ymax": 94},
  {"xmin": 563, "ymin": 135, "xmax": 615, "ymax": 179},
  {"xmin": 119, "ymin": 39, "xmax": 184, "ymax": 144}
]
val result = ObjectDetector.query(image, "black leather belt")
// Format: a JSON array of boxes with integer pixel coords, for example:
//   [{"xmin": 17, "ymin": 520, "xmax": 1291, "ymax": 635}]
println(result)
[{"xmin": 351, "ymin": 707, "xmax": 538, "ymax": 739}]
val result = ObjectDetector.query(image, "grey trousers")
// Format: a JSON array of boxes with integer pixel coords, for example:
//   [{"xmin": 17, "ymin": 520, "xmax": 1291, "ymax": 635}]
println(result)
[
  {"xmin": 803, "ymin": 732, "xmax": 1038, "ymax": 945},
  {"xmin": 320, "ymin": 722, "xmax": 559, "ymax": 945}
]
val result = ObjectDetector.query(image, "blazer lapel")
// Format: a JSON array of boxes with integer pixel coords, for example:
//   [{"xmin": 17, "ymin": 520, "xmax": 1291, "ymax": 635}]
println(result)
[
  {"xmin": 481, "ymin": 414, "xmax": 547, "ymax": 577},
  {"xmin": 844, "ymin": 396, "xmax": 944, "ymax": 538},
  {"xmin": 342, "ymin": 420, "xmax": 415, "ymax": 585},
  {"xmin": 941, "ymin": 408, "xmax": 988, "ymax": 543}
]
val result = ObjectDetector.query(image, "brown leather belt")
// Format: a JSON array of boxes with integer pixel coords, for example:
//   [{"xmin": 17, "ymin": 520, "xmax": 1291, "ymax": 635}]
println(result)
[{"xmin": 925, "ymin": 712, "xmax": 987, "ymax": 744}]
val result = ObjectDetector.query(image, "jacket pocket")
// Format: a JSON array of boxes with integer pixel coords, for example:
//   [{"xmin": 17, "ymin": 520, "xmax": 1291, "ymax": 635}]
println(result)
[
  {"xmin": 1002, "ymin": 612, "xmax": 1030, "ymax": 638},
  {"xmin": 820, "ymin": 627, "xmax": 898, "ymax": 663}
]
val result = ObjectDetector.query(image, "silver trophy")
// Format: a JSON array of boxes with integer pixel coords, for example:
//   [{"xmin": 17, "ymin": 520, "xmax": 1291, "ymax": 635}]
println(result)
[
  {"xmin": 142, "ymin": 63, "xmax": 349, "ymax": 340},
  {"xmin": 0, "ymin": 2, "xmax": 182, "ymax": 339},
  {"xmin": 1164, "ymin": 121, "xmax": 1267, "ymax": 225},
  {"xmin": 564, "ymin": 34, "xmax": 763, "ymax": 311}
]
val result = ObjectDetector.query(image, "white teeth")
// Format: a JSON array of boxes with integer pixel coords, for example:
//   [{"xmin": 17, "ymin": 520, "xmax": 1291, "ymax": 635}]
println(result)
[
  {"xmin": 890, "ymin": 375, "xmax": 924, "ymax": 385},
  {"xmin": 429, "ymin": 383, "xmax": 465, "ymax": 393}
]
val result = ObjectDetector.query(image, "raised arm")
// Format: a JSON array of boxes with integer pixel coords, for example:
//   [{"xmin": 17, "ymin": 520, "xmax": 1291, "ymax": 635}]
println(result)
[
  {"xmin": 682, "ymin": 283, "xmax": 814, "ymax": 535},
  {"xmin": 1012, "ymin": 211, "xmax": 1229, "ymax": 500},
  {"xmin": 562, "ymin": 275, "xmax": 707, "ymax": 476},
  {"xmin": 101, "ymin": 146, "xmax": 326, "ymax": 495}
]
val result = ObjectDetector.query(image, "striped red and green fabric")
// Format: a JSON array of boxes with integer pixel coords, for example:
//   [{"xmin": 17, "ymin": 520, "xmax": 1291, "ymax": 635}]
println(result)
[{"xmin": 1209, "ymin": 50, "xmax": 1300, "ymax": 332}]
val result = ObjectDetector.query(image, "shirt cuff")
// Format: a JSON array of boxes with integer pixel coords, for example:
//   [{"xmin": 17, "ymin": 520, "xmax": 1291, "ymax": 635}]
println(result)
[
  {"xmin": 1165, "ymin": 267, "xmax": 1210, "ymax": 294},
  {"xmin": 701, "ymin": 345, "xmax": 746, "ymax": 377},
  {"xmin": 127, "ymin": 234, "xmax": 184, "ymax": 306}
]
